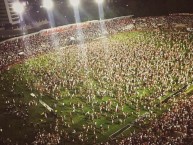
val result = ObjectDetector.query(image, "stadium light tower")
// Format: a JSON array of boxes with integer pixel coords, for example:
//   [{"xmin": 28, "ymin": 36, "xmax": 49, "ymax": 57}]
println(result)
[
  {"xmin": 69, "ymin": 0, "xmax": 87, "ymax": 68},
  {"xmin": 42, "ymin": 0, "xmax": 54, "ymax": 10},
  {"xmin": 12, "ymin": 1, "xmax": 25, "ymax": 15},
  {"xmin": 69, "ymin": 0, "xmax": 81, "ymax": 24},
  {"xmin": 42, "ymin": 0, "xmax": 55, "ymax": 28},
  {"xmin": 96, "ymin": 0, "xmax": 108, "ymax": 61},
  {"xmin": 13, "ymin": 2, "xmax": 27, "ymax": 39},
  {"xmin": 96, "ymin": 0, "xmax": 104, "ymax": 4},
  {"xmin": 12, "ymin": 1, "xmax": 25, "ymax": 30},
  {"xmin": 42, "ymin": 0, "xmax": 57, "ymax": 46},
  {"xmin": 96, "ymin": 0, "xmax": 105, "ymax": 20},
  {"xmin": 96, "ymin": 0, "xmax": 107, "ymax": 34},
  {"xmin": 70, "ymin": 0, "xmax": 80, "ymax": 7}
]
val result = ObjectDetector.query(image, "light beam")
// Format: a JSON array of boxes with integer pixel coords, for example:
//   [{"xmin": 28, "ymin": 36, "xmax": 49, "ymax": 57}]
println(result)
[
  {"xmin": 96, "ymin": 0, "xmax": 104, "ymax": 4},
  {"xmin": 70, "ymin": 0, "xmax": 80, "ymax": 7},
  {"xmin": 12, "ymin": 2, "xmax": 25, "ymax": 14},
  {"xmin": 42, "ymin": 0, "xmax": 54, "ymax": 10}
]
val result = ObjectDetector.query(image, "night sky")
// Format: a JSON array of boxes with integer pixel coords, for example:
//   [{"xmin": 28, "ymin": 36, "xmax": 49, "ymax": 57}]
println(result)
[
  {"xmin": 2, "ymin": 0, "xmax": 193, "ymax": 28},
  {"xmin": 23, "ymin": 0, "xmax": 193, "ymax": 25}
]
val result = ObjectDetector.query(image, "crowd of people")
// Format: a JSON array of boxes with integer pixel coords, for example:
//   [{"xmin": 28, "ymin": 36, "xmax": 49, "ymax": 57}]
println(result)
[
  {"xmin": 0, "ymin": 15, "xmax": 193, "ymax": 144},
  {"xmin": 116, "ymin": 95, "xmax": 193, "ymax": 145},
  {"xmin": 0, "ymin": 15, "xmax": 193, "ymax": 70}
]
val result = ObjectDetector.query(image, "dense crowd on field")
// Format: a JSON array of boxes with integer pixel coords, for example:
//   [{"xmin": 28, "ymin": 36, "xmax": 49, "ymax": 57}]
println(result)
[
  {"xmin": 0, "ymin": 15, "xmax": 193, "ymax": 144},
  {"xmin": 0, "ymin": 15, "xmax": 193, "ymax": 70},
  {"xmin": 115, "ymin": 96, "xmax": 193, "ymax": 145},
  {"xmin": 18, "ymin": 28, "xmax": 193, "ymax": 145}
]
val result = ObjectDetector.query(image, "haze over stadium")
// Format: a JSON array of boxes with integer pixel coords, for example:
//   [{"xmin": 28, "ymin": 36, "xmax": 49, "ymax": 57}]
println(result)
[{"xmin": 0, "ymin": 0, "xmax": 193, "ymax": 145}]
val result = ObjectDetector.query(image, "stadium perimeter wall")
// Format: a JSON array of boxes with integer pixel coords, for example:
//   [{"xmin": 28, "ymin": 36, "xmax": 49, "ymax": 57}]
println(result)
[
  {"xmin": 0, "ymin": 15, "xmax": 193, "ymax": 70},
  {"xmin": 1, "ymin": 15, "xmax": 193, "ymax": 45}
]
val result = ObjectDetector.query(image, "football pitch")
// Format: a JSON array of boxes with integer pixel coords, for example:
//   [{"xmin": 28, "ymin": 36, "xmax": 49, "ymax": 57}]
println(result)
[{"xmin": 0, "ymin": 30, "xmax": 193, "ymax": 144}]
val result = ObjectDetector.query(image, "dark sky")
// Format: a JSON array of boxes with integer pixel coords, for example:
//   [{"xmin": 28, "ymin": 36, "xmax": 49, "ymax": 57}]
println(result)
[
  {"xmin": 119, "ymin": 0, "xmax": 193, "ymax": 16},
  {"xmin": 21, "ymin": 0, "xmax": 193, "ymax": 25}
]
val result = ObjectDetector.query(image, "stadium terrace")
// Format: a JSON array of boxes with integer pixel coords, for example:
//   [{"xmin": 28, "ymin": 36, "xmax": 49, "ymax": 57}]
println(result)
[{"xmin": 0, "ymin": 9, "xmax": 193, "ymax": 145}]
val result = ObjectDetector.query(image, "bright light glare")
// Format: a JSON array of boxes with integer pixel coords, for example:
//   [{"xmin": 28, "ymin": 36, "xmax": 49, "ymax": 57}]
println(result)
[
  {"xmin": 70, "ymin": 0, "xmax": 80, "ymax": 7},
  {"xmin": 12, "ymin": 2, "xmax": 24, "ymax": 14},
  {"xmin": 42, "ymin": 0, "xmax": 54, "ymax": 10},
  {"xmin": 96, "ymin": 0, "xmax": 104, "ymax": 4}
]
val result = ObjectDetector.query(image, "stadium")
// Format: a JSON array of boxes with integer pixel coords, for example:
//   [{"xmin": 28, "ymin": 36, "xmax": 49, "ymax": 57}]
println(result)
[{"xmin": 0, "ymin": 0, "xmax": 193, "ymax": 145}]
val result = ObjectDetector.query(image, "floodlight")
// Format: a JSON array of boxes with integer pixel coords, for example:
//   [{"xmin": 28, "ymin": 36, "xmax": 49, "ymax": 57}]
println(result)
[
  {"xmin": 96, "ymin": 0, "xmax": 104, "ymax": 4},
  {"xmin": 42, "ymin": 0, "xmax": 54, "ymax": 10},
  {"xmin": 12, "ymin": 2, "xmax": 24, "ymax": 14},
  {"xmin": 70, "ymin": 0, "xmax": 80, "ymax": 7}
]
